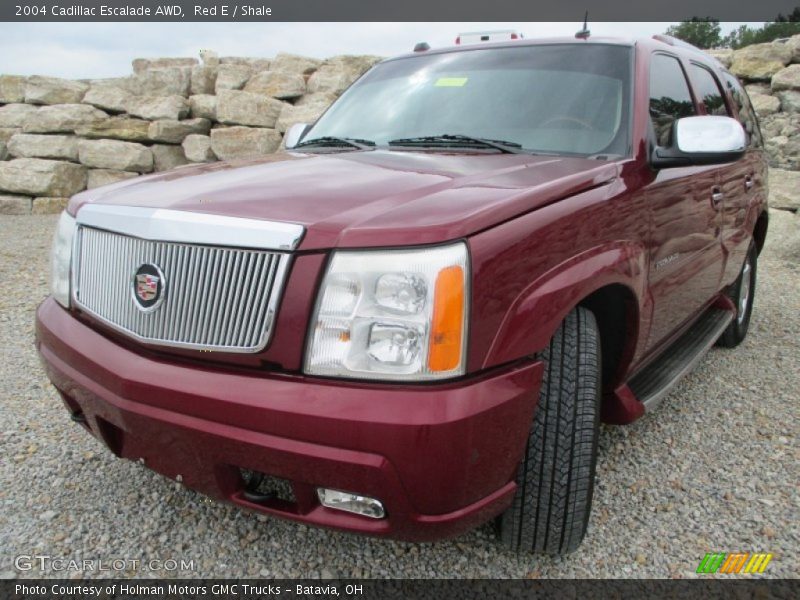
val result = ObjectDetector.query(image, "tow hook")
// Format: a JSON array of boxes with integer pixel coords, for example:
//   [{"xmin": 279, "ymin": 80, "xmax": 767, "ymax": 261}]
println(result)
[{"xmin": 242, "ymin": 471, "xmax": 277, "ymax": 504}]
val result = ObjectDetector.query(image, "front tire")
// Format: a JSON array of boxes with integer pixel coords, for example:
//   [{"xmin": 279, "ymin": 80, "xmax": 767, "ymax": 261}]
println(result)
[
  {"xmin": 498, "ymin": 306, "xmax": 601, "ymax": 554},
  {"xmin": 718, "ymin": 241, "xmax": 757, "ymax": 348}
]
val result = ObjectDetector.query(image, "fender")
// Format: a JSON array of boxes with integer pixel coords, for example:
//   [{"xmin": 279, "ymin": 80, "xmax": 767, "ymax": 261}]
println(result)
[{"xmin": 482, "ymin": 242, "xmax": 648, "ymax": 369}]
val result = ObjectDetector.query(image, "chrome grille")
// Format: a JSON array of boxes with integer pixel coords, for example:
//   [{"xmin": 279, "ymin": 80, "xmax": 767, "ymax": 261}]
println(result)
[{"xmin": 73, "ymin": 226, "xmax": 290, "ymax": 352}]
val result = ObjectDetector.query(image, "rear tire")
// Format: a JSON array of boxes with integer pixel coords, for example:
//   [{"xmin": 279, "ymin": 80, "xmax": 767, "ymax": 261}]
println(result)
[
  {"xmin": 718, "ymin": 241, "xmax": 757, "ymax": 348},
  {"xmin": 498, "ymin": 306, "xmax": 601, "ymax": 555}
]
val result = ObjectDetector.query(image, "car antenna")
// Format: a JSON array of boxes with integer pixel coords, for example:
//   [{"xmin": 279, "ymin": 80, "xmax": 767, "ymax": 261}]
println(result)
[{"xmin": 575, "ymin": 11, "xmax": 590, "ymax": 39}]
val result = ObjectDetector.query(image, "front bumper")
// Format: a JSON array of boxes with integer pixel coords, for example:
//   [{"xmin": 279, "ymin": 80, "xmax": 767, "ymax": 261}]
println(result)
[{"xmin": 35, "ymin": 298, "xmax": 543, "ymax": 541}]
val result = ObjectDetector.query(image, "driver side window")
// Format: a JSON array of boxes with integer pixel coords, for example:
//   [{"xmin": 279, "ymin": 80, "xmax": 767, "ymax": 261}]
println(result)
[{"xmin": 649, "ymin": 54, "xmax": 696, "ymax": 146}]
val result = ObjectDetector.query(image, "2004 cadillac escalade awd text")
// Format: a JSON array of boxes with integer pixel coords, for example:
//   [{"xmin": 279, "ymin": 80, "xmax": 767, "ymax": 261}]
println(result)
[{"xmin": 36, "ymin": 35, "xmax": 768, "ymax": 554}]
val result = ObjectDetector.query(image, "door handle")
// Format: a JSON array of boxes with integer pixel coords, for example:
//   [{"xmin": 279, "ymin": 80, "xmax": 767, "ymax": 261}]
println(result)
[
  {"xmin": 711, "ymin": 188, "xmax": 724, "ymax": 208},
  {"xmin": 744, "ymin": 176, "xmax": 754, "ymax": 191}
]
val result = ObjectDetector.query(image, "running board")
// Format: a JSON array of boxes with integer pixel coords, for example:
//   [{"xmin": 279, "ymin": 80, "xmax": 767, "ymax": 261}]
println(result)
[{"xmin": 629, "ymin": 308, "xmax": 733, "ymax": 412}]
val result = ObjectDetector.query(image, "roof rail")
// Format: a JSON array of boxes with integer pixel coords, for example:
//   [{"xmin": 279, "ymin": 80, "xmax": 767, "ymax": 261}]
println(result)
[{"xmin": 651, "ymin": 34, "xmax": 707, "ymax": 55}]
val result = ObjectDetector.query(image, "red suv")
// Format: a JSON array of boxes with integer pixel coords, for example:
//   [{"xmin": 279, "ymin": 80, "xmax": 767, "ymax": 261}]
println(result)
[{"xmin": 36, "ymin": 35, "xmax": 768, "ymax": 554}]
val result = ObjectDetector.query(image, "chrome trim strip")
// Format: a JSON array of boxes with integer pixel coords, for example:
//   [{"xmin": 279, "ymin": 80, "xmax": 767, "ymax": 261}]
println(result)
[{"xmin": 76, "ymin": 204, "xmax": 305, "ymax": 251}]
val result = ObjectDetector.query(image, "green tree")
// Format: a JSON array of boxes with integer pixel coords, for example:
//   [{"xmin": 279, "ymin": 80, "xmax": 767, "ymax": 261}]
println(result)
[
  {"xmin": 665, "ymin": 18, "xmax": 722, "ymax": 49},
  {"xmin": 723, "ymin": 9, "xmax": 800, "ymax": 48}
]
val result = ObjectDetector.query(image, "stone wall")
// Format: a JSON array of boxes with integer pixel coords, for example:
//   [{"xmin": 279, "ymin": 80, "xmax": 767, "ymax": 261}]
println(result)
[
  {"xmin": 0, "ymin": 51, "xmax": 381, "ymax": 214},
  {"xmin": 709, "ymin": 35, "xmax": 800, "ymax": 173}
]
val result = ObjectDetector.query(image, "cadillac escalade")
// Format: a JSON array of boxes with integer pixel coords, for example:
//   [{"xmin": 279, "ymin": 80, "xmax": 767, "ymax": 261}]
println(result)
[{"xmin": 35, "ymin": 35, "xmax": 768, "ymax": 554}]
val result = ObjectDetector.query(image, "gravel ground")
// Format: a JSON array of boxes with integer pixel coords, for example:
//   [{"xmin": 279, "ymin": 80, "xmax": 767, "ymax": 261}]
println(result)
[{"xmin": 0, "ymin": 212, "xmax": 797, "ymax": 579}]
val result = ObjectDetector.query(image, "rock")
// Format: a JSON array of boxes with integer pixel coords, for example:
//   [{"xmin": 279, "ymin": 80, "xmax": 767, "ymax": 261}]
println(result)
[
  {"xmin": 745, "ymin": 83, "xmax": 770, "ymax": 96},
  {"xmin": 707, "ymin": 49, "xmax": 733, "ymax": 68},
  {"xmin": 767, "ymin": 207, "xmax": 800, "ymax": 262},
  {"xmin": 82, "ymin": 86, "xmax": 132, "ymax": 113},
  {"xmin": 148, "ymin": 118, "xmax": 211, "ymax": 143},
  {"xmin": 189, "ymin": 94, "xmax": 217, "ymax": 120},
  {"xmin": 730, "ymin": 42, "xmax": 793, "ymax": 81},
  {"xmin": 75, "ymin": 116, "xmax": 150, "ymax": 142},
  {"xmin": 133, "ymin": 67, "xmax": 192, "ymax": 97},
  {"xmin": 0, "ymin": 194, "xmax": 32, "ymax": 214},
  {"xmin": 245, "ymin": 71, "xmax": 306, "ymax": 99},
  {"xmin": 32, "ymin": 197, "xmax": 69, "ymax": 214},
  {"xmin": 77, "ymin": 139, "xmax": 153, "ymax": 172},
  {"xmin": 151, "ymin": 144, "xmax": 189, "ymax": 171},
  {"xmin": 182, "ymin": 134, "xmax": 216, "ymax": 162},
  {"xmin": 750, "ymin": 93, "xmax": 781, "ymax": 117},
  {"xmin": 275, "ymin": 102, "xmax": 328, "ymax": 133},
  {"xmin": 22, "ymin": 104, "xmax": 107, "ymax": 133},
  {"xmin": 0, "ymin": 158, "xmax": 87, "ymax": 196},
  {"xmin": 769, "ymin": 168, "xmax": 800, "ymax": 211},
  {"xmin": 200, "ymin": 49, "xmax": 220, "ymax": 68},
  {"xmin": 785, "ymin": 34, "xmax": 800, "ymax": 63},
  {"xmin": 0, "ymin": 141, "xmax": 5, "ymax": 161},
  {"xmin": 87, "ymin": 169, "xmax": 139, "ymax": 189},
  {"xmin": 7, "ymin": 134, "xmax": 79, "ymax": 161},
  {"xmin": 0, "ymin": 75, "xmax": 27, "ymax": 103},
  {"xmin": 132, "ymin": 57, "xmax": 198, "ymax": 74},
  {"xmin": 771, "ymin": 65, "xmax": 800, "ymax": 92},
  {"xmin": 219, "ymin": 57, "xmax": 271, "ymax": 71},
  {"xmin": 215, "ymin": 64, "xmax": 252, "ymax": 92},
  {"xmin": 210, "ymin": 127, "xmax": 282, "ymax": 160},
  {"xmin": 0, "ymin": 128, "xmax": 20, "ymax": 143},
  {"xmin": 270, "ymin": 53, "xmax": 321, "ymax": 76},
  {"xmin": 0, "ymin": 104, "xmax": 39, "ymax": 128},
  {"xmin": 127, "ymin": 95, "xmax": 189, "ymax": 120},
  {"xmin": 777, "ymin": 90, "xmax": 800, "ymax": 113},
  {"xmin": 191, "ymin": 65, "xmax": 217, "ymax": 95},
  {"xmin": 24, "ymin": 76, "xmax": 88, "ymax": 105},
  {"xmin": 295, "ymin": 91, "xmax": 338, "ymax": 107},
  {"xmin": 307, "ymin": 56, "xmax": 380, "ymax": 95},
  {"xmin": 216, "ymin": 90, "xmax": 284, "ymax": 128}
]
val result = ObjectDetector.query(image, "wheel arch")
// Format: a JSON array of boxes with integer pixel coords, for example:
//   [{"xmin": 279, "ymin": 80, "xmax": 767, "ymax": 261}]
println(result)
[{"xmin": 481, "ymin": 243, "xmax": 647, "ymax": 384}]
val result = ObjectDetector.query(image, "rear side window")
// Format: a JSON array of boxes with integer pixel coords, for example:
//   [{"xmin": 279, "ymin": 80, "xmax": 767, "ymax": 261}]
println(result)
[
  {"xmin": 723, "ymin": 72, "xmax": 763, "ymax": 148},
  {"xmin": 689, "ymin": 64, "xmax": 729, "ymax": 116},
  {"xmin": 649, "ymin": 54, "xmax": 696, "ymax": 146}
]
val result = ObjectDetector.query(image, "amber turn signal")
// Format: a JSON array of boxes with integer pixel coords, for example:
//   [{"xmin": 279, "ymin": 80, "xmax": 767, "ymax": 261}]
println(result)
[{"xmin": 428, "ymin": 265, "xmax": 465, "ymax": 372}]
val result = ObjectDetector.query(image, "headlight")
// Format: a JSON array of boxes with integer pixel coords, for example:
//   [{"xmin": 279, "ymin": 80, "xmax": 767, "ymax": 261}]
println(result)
[
  {"xmin": 50, "ymin": 211, "xmax": 76, "ymax": 308},
  {"xmin": 305, "ymin": 242, "xmax": 469, "ymax": 381}
]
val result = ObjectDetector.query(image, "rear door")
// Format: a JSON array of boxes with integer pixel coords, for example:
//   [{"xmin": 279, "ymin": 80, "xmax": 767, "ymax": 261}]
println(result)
[
  {"xmin": 719, "ymin": 71, "xmax": 768, "ymax": 286},
  {"xmin": 688, "ymin": 63, "xmax": 753, "ymax": 290},
  {"xmin": 643, "ymin": 52, "xmax": 726, "ymax": 350}
]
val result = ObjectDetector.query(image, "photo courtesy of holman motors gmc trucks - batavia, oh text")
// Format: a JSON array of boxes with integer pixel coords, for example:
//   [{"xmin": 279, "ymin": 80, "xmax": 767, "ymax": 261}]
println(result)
[{"xmin": 36, "ymin": 33, "xmax": 768, "ymax": 554}]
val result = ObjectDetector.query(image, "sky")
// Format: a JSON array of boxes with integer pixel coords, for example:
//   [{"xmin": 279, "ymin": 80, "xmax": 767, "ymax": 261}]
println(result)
[{"xmin": 0, "ymin": 22, "xmax": 759, "ymax": 79}]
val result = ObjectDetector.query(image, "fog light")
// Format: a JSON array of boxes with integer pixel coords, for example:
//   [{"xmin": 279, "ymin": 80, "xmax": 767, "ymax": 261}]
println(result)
[{"xmin": 317, "ymin": 488, "xmax": 386, "ymax": 519}]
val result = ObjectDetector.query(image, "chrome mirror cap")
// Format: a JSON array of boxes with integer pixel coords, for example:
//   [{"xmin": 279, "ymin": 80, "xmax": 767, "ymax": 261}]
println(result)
[
  {"xmin": 284, "ymin": 123, "xmax": 311, "ymax": 149},
  {"xmin": 675, "ymin": 116, "xmax": 746, "ymax": 154}
]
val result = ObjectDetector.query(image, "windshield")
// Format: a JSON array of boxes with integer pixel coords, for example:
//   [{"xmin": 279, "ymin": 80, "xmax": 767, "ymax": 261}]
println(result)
[{"xmin": 306, "ymin": 44, "xmax": 633, "ymax": 156}]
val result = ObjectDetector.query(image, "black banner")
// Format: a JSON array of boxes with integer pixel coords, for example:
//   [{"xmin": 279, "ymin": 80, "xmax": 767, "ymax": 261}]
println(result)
[
  {"xmin": 4, "ymin": 579, "xmax": 800, "ymax": 600},
  {"xmin": 1, "ymin": 0, "xmax": 799, "ymax": 22}
]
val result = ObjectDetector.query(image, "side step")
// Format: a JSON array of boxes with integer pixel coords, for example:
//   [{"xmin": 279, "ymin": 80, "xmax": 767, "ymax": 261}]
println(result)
[{"xmin": 629, "ymin": 308, "xmax": 733, "ymax": 412}]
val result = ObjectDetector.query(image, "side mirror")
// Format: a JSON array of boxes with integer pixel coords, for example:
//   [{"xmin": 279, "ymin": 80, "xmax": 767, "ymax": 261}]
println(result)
[
  {"xmin": 284, "ymin": 122, "xmax": 311, "ymax": 149},
  {"xmin": 651, "ymin": 116, "xmax": 746, "ymax": 168}
]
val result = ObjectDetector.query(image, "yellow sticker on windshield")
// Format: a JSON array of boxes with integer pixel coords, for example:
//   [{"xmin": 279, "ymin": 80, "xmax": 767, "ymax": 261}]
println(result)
[{"xmin": 435, "ymin": 77, "xmax": 468, "ymax": 87}]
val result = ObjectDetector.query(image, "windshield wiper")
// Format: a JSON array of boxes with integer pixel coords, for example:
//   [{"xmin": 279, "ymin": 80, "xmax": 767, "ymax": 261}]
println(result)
[
  {"xmin": 294, "ymin": 136, "xmax": 376, "ymax": 151},
  {"xmin": 388, "ymin": 134, "xmax": 524, "ymax": 154}
]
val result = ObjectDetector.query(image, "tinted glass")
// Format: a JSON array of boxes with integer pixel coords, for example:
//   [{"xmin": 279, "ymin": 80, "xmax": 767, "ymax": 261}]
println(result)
[
  {"xmin": 649, "ymin": 54, "xmax": 696, "ymax": 146},
  {"xmin": 309, "ymin": 44, "xmax": 633, "ymax": 156},
  {"xmin": 723, "ymin": 72, "xmax": 763, "ymax": 148},
  {"xmin": 690, "ymin": 64, "xmax": 729, "ymax": 116}
]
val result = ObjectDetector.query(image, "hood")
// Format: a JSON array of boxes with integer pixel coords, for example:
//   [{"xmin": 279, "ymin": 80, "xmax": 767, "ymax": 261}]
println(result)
[{"xmin": 69, "ymin": 150, "xmax": 619, "ymax": 250}]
